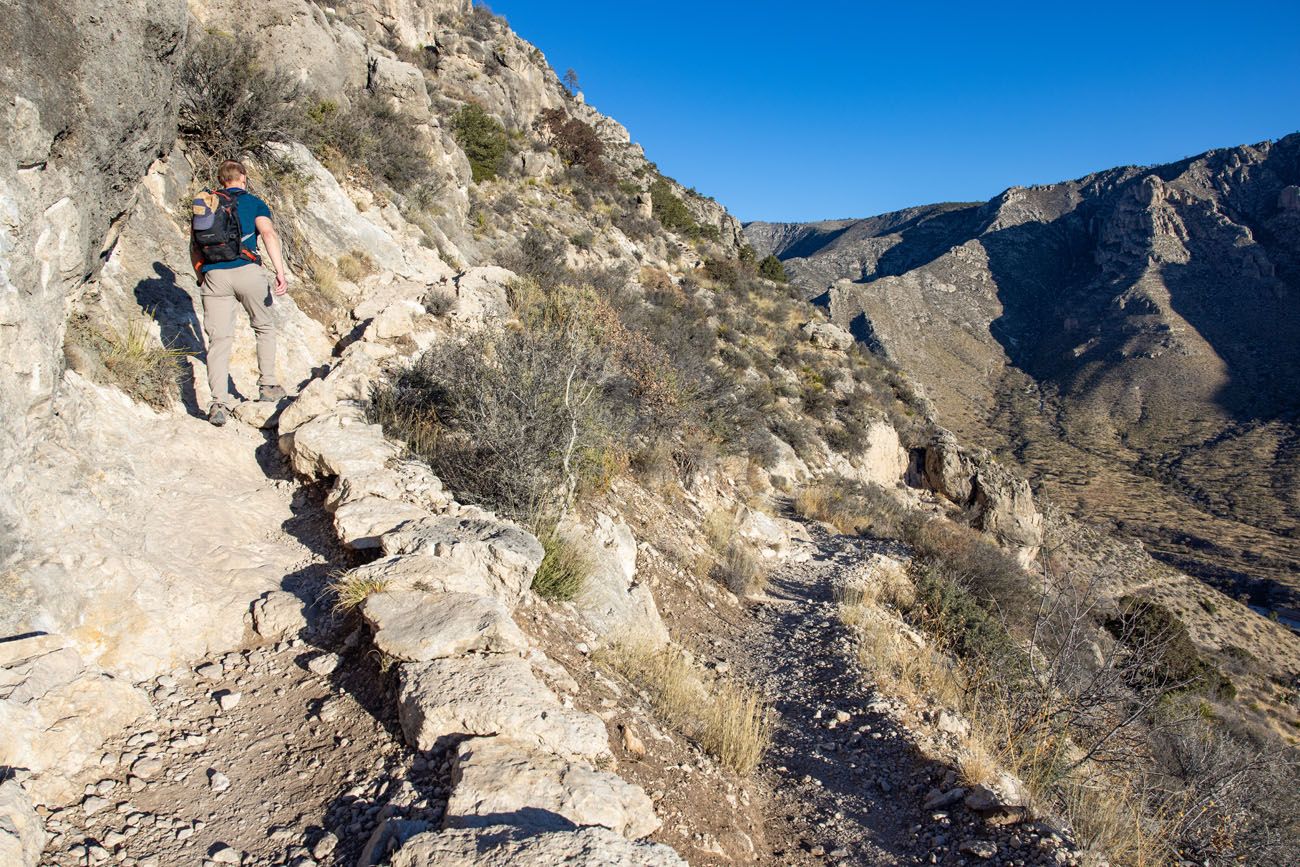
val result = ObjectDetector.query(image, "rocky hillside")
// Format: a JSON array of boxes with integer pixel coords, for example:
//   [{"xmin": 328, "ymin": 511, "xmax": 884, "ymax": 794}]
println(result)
[
  {"xmin": 748, "ymin": 137, "xmax": 1300, "ymax": 614},
  {"xmin": 3, "ymin": 2, "xmax": 1298, "ymax": 866}
]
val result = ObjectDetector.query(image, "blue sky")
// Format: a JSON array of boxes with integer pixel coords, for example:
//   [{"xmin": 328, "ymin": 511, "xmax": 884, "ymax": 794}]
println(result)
[{"xmin": 488, "ymin": 0, "xmax": 1300, "ymax": 223}]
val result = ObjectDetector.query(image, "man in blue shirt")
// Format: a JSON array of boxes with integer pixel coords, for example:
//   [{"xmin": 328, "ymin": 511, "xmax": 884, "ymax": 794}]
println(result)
[{"xmin": 193, "ymin": 159, "xmax": 290, "ymax": 426}]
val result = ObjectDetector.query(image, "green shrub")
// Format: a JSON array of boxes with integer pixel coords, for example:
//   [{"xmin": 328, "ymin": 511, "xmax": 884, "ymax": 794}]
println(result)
[
  {"xmin": 649, "ymin": 178, "xmax": 702, "ymax": 237},
  {"xmin": 758, "ymin": 254, "xmax": 788, "ymax": 283},
  {"xmin": 178, "ymin": 32, "xmax": 301, "ymax": 165},
  {"xmin": 451, "ymin": 103, "xmax": 511, "ymax": 183},
  {"xmin": 1107, "ymin": 596, "xmax": 1236, "ymax": 700},
  {"xmin": 532, "ymin": 529, "xmax": 592, "ymax": 600}
]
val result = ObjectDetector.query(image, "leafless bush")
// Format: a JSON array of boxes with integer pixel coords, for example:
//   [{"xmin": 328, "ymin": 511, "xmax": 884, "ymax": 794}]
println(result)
[
  {"xmin": 178, "ymin": 32, "xmax": 301, "ymax": 166},
  {"xmin": 369, "ymin": 324, "xmax": 621, "ymax": 525}
]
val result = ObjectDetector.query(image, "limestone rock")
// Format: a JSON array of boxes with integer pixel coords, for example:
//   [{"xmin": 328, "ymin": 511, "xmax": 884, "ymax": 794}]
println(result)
[
  {"xmin": 451, "ymin": 267, "xmax": 517, "ymax": 326},
  {"xmin": 382, "ymin": 515, "xmax": 544, "ymax": 608},
  {"xmin": 964, "ymin": 772, "xmax": 1030, "ymax": 821},
  {"xmin": 0, "ymin": 635, "xmax": 152, "ymax": 805},
  {"xmin": 1280, "ymin": 185, "xmax": 1300, "ymax": 211},
  {"xmin": 564, "ymin": 513, "xmax": 669, "ymax": 649},
  {"xmin": 801, "ymin": 320, "xmax": 854, "ymax": 350},
  {"xmin": 250, "ymin": 591, "xmax": 308, "ymax": 641},
  {"xmin": 277, "ymin": 351, "xmax": 381, "ymax": 435},
  {"xmin": 845, "ymin": 420, "xmax": 908, "ymax": 487},
  {"xmin": 970, "ymin": 463, "xmax": 1044, "ymax": 558},
  {"xmin": 367, "ymin": 54, "xmax": 430, "ymax": 120},
  {"xmin": 288, "ymin": 409, "xmax": 398, "ymax": 480},
  {"xmin": 370, "ymin": 299, "xmax": 427, "ymax": 340},
  {"xmin": 445, "ymin": 737, "xmax": 660, "ymax": 838},
  {"xmin": 397, "ymin": 655, "xmax": 610, "ymax": 760},
  {"xmin": 732, "ymin": 505, "xmax": 792, "ymax": 558},
  {"xmin": 333, "ymin": 495, "xmax": 432, "ymax": 550},
  {"xmin": 231, "ymin": 398, "xmax": 288, "ymax": 429},
  {"xmin": 0, "ymin": 780, "xmax": 45, "ymax": 867},
  {"xmin": 363, "ymin": 591, "xmax": 527, "ymax": 662},
  {"xmin": 388, "ymin": 824, "xmax": 687, "ymax": 867},
  {"xmin": 323, "ymin": 461, "xmax": 450, "ymax": 516},
  {"xmin": 920, "ymin": 429, "xmax": 1043, "ymax": 559}
]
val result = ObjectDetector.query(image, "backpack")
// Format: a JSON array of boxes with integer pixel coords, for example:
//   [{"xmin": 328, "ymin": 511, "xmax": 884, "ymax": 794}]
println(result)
[{"xmin": 191, "ymin": 189, "xmax": 259, "ymax": 266}]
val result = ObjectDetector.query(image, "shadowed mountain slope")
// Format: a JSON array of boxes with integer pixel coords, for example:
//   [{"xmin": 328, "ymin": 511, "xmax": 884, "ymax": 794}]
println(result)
[{"xmin": 748, "ymin": 134, "xmax": 1300, "ymax": 610}]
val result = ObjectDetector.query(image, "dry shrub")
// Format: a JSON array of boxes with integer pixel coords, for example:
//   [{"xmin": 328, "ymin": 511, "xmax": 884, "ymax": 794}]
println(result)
[
  {"xmin": 178, "ymin": 32, "xmax": 300, "ymax": 168},
  {"xmin": 336, "ymin": 249, "xmax": 375, "ymax": 283},
  {"xmin": 66, "ymin": 317, "xmax": 186, "ymax": 410},
  {"xmin": 795, "ymin": 475, "xmax": 906, "ymax": 537},
  {"xmin": 600, "ymin": 642, "xmax": 772, "ymax": 775},
  {"xmin": 532, "ymin": 529, "xmax": 592, "ymax": 601},
  {"xmin": 422, "ymin": 286, "xmax": 457, "ymax": 316}
]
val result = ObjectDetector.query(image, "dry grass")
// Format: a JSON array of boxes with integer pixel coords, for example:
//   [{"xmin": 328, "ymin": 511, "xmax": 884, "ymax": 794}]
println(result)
[
  {"xmin": 328, "ymin": 570, "xmax": 389, "ymax": 614},
  {"xmin": 1060, "ymin": 780, "xmax": 1164, "ymax": 867},
  {"xmin": 532, "ymin": 529, "xmax": 592, "ymax": 601},
  {"xmin": 66, "ymin": 316, "xmax": 187, "ymax": 410},
  {"xmin": 713, "ymin": 542, "xmax": 768, "ymax": 596},
  {"xmin": 337, "ymin": 249, "xmax": 375, "ymax": 283},
  {"xmin": 599, "ymin": 641, "xmax": 772, "ymax": 775},
  {"xmin": 795, "ymin": 476, "xmax": 906, "ymax": 537}
]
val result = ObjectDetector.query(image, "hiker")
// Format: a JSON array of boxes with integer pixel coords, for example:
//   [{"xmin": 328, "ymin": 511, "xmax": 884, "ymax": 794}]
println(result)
[{"xmin": 191, "ymin": 159, "xmax": 289, "ymax": 426}]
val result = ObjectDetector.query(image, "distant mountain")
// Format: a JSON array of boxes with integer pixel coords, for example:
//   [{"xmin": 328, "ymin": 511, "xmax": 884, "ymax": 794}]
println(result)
[{"xmin": 748, "ymin": 134, "xmax": 1300, "ymax": 610}]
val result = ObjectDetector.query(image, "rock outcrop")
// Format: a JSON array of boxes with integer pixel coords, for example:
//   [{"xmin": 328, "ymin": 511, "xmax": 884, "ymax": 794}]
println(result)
[{"xmin": 919, "ymin": 430, "xmax": 1043, "ymax": 560}]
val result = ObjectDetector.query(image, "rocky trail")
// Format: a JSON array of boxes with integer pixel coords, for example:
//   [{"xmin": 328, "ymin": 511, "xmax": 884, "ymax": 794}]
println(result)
[{"xmin": 741, "ymin": 525, "xmax": 1071, "ymax": 867}]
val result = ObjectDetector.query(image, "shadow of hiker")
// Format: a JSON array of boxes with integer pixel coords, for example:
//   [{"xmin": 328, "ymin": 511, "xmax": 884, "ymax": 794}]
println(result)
[{"xmin": 134, "ymin": 261, "xmax": 206, "ymax": 417}]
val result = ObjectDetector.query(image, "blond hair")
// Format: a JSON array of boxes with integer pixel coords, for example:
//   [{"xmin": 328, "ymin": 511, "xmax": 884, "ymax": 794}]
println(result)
[{"xmin": 217, "ymin": 159, "xmax": 247, "ymax": 186}]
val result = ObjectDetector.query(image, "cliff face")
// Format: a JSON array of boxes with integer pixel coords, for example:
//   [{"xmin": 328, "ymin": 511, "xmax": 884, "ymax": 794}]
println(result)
[
  {"xmin": 748, "ymin": 136, "xmax": 1300, "ymax": 607},
  {"xmin": 0, "ymin": 0, "xmax": 189, "ymax": 545}
]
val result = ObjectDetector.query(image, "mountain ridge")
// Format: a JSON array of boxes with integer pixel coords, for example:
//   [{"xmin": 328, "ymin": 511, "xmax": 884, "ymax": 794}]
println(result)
[{"xmin": 748, "ymin": 132, "xmax": 1300, "ymax": 611}]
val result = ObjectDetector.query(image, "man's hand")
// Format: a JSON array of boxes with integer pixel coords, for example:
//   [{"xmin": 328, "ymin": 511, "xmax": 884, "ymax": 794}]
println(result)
[{"xmin": 273, "ymin": 271, "xmax": 288, "ymax": 296}]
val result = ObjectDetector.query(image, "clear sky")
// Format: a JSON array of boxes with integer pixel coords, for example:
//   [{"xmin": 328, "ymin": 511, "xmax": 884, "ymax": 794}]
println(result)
[{"xmin": 488, "ymin": 0, "xmax": 1300, "ymax": 223}]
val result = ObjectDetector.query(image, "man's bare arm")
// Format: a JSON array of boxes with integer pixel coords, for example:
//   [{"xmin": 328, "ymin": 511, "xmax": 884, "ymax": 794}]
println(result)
[{"xmin": 255, "ymin": 215, "xmax": 288, "ymax": 296}]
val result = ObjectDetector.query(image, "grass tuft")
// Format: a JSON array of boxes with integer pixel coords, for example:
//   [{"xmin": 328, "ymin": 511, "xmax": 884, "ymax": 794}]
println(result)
[
  {"xmin": 328, "ymin": 570, "xmax": 389, "ymax": 614},
  {"xmin": 599, "ymin": 642, "xmax": 772, "ymax": 775},
  {"xmin": 532, "ymin": 529, "xmax": 592, "ymax": 601}
]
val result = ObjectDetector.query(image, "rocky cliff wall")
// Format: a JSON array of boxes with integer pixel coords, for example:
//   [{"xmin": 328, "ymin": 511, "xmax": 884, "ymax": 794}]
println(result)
[{"xmin": 0, "ymin": 0, "xmax": 188, "ymax": 551}]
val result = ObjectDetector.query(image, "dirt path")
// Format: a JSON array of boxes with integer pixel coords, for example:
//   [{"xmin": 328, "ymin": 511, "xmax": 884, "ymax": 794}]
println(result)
[
  {"xmin": 740, "ymin": 524, "xmax": 1004, "ymax": 866},
  {"xmin": 37, "ymin": 611, "xmax": 450, "ymax": 867}
]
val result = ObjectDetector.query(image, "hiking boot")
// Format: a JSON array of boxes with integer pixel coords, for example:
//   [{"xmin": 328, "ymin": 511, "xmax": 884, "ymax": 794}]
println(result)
[
  {"xmin": 208, "ymin": 403, "xmax": 230, "ymax": 427},
  {"xmin": 259, "ymin": 384, "xmax": 287, "ymax": 402}
]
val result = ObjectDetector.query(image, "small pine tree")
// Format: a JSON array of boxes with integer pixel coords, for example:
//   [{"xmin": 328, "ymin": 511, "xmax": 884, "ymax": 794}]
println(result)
[
  {"xmin": 562, "ymin": 68, "xmax": 580, "ymax": 95},
  {"xmin": 451, "ymin": 103, "xmax": 510, "ymax": 183},
  {"xmin": 758, "ymin": 254, "xmax": 788, "ymax": 283}
]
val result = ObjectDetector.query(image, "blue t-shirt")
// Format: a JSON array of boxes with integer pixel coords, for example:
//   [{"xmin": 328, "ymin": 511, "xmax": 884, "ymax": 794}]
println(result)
[{"xmin": 202, "ymin": 188, "xmax": 272, "ymax": 273}]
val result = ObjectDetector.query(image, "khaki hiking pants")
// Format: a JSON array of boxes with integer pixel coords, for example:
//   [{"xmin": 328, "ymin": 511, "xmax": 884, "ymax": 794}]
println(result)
[{"xmin": 201, "ymin": 265, "xmax": 278, "ymax": 409}]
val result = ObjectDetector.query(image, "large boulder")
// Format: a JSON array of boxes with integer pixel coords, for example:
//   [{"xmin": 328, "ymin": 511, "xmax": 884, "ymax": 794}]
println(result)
[
  {"xmin": 919, "ymin": 429, "xmax": 1043, "ymax": 559},
  {"xmin": 381, "ymin": 514, "xmax": 544, "ymax": 609},
  {"xmin": 564, "ymin": 513, "xmax": 669, "ymax": 649},
  {"xmin": 363, "ymin": 590, "xmax": 527, "ymax": 662},
  {"xmin": 388, "ymin": 824, "xmax": 687, "ymax": 867},
  {"xmin": 445, "ymin": 737, "xmax": 660, "ymax": 838},
  {"xmin": 397, "ymin": 654, "xmax": 610, "ymax": 760}
]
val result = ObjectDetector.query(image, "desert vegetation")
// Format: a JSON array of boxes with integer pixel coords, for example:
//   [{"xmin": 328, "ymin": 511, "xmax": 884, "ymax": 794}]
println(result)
[
  {"xmin": 826, "ymin": 503, "xmax": 1300, "ymax": 865},
  {"xmin": 598, "ymin": 641, "xmax": 772, "ymax": 775}
]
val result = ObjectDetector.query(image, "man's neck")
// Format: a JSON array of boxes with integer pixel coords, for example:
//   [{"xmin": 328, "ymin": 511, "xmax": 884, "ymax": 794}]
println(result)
[{"xmin": 223, "ymin": 182, "xmax": 247, "ymax": 191}]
